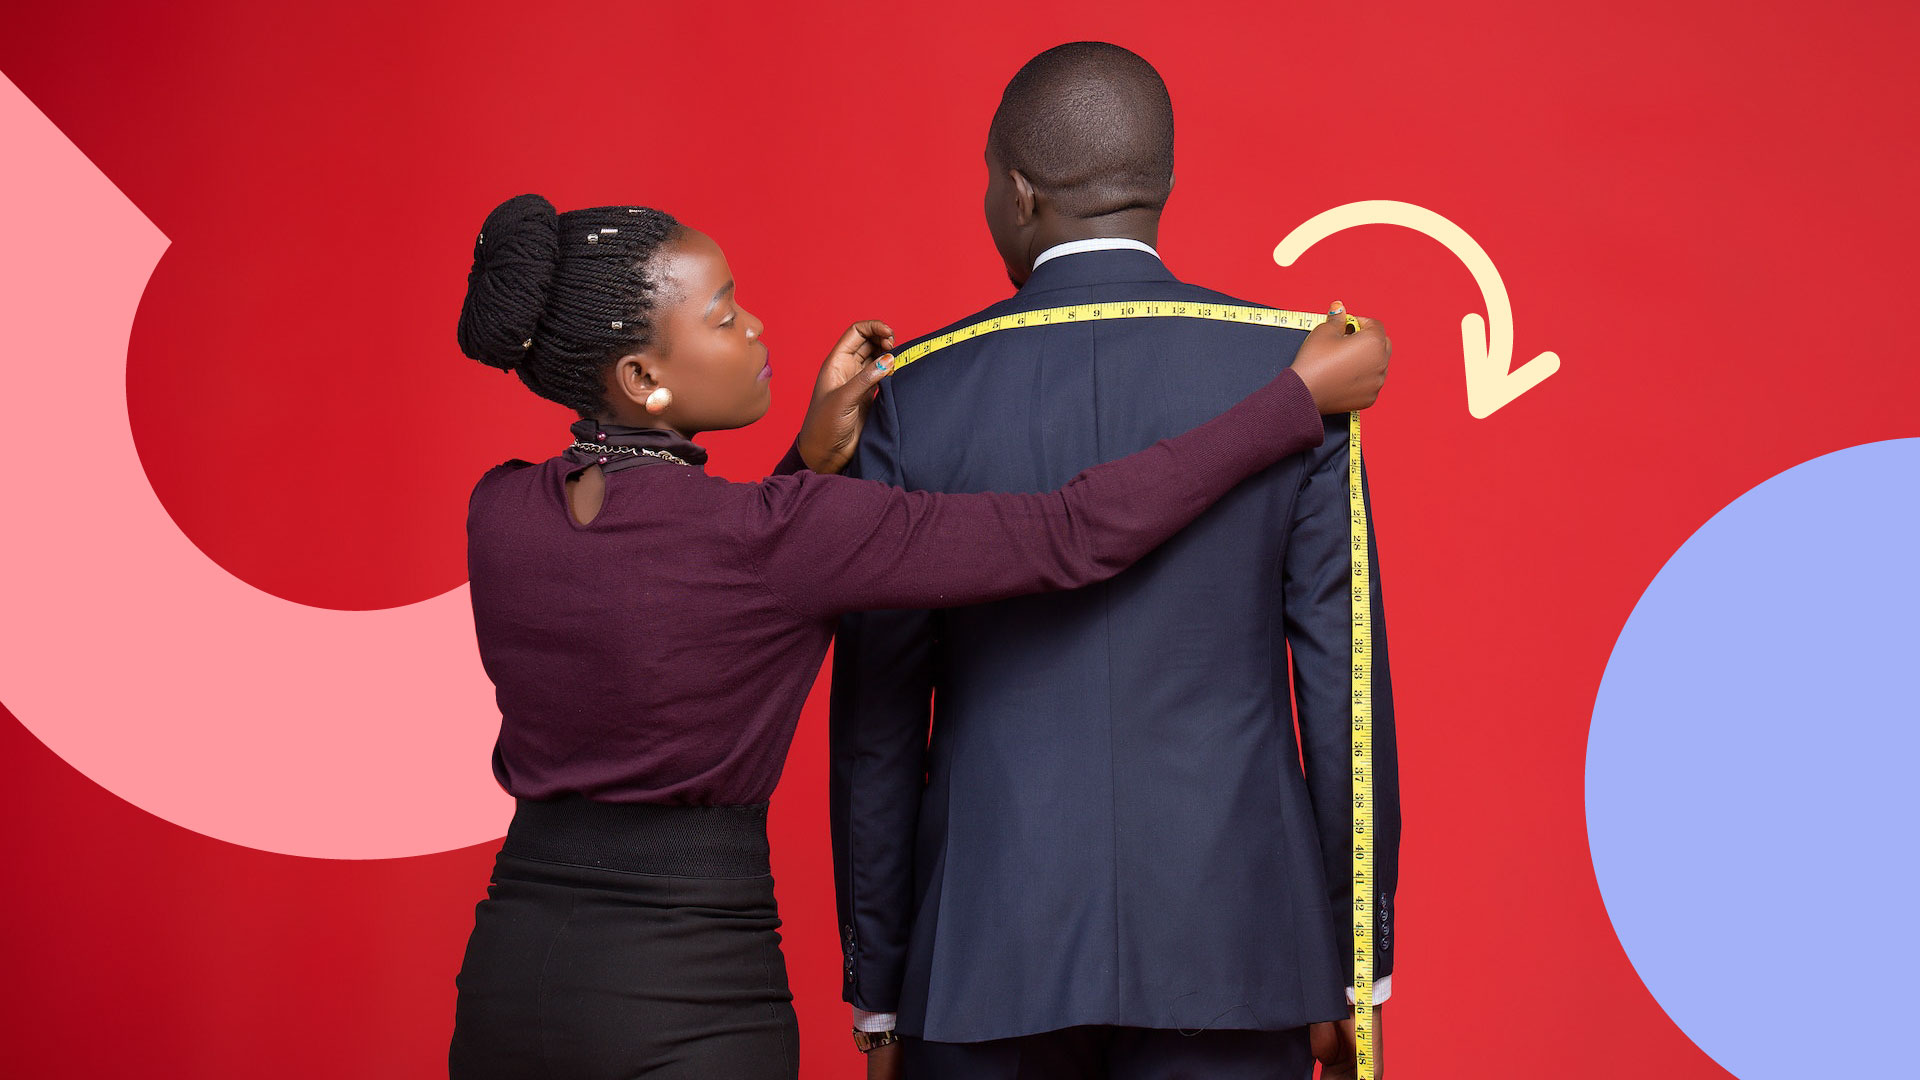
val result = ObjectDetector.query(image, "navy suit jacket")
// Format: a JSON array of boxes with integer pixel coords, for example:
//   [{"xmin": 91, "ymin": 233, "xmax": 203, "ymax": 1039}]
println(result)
[{"xmin": 829, "ymin": 248, "xmax": 1400, "ymax": 1042}]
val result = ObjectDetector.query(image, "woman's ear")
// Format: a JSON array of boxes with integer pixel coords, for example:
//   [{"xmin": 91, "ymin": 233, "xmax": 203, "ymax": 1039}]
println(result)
[{"xmin": 610, "ymin": 352, "xmax": 659, "ymax": 409}]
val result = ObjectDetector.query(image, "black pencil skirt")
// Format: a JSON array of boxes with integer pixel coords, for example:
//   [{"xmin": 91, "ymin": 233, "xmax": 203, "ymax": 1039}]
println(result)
[{"xmin": 449, "ymin": 797, "xmax": 799, "ymax": 1080}]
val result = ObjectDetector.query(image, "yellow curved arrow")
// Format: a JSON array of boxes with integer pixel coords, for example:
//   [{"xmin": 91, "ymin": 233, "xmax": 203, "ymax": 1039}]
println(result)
[{"xmin": 1273, "ymin": 200, "xmax": 1561, "ymax": 418}]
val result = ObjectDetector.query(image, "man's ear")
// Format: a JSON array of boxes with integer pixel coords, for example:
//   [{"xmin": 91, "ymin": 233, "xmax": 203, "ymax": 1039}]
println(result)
[{"xmin": 1010, "ymin": 168, "xmax": 1038, "ymax": 227}]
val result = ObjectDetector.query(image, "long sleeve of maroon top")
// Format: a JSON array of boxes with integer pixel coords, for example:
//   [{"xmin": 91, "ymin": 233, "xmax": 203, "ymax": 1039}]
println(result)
[
  {"xmin": 465, "ymin": 368, "xmax": 1326, "ymax": 804},
  {"xmin": 748, "ymin": 368, "xmax": 1325, "ymax": 617}
]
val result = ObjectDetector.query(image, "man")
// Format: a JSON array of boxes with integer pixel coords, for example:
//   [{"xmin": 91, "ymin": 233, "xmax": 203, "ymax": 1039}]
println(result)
[{"xmin": 831, "ymin": 42, "xmax": 1400, "ymax": 1079}]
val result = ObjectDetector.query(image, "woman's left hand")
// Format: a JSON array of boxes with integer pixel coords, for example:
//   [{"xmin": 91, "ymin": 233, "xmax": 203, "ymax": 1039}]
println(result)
[{"xmin": 797, "ymin": 320, "xmax": 895, "ymax": 474}]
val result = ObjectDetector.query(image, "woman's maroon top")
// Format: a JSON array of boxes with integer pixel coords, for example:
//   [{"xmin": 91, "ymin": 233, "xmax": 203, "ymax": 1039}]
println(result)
[{"xmin": 466, "ymin": 368, "xmax": 1325, "ymax": 805}]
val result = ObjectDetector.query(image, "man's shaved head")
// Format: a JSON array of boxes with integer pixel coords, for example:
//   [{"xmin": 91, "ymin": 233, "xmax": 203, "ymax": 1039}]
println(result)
[{"xmin": 988, "ymin": 42, "xmax": 1174, "ymax": 219}]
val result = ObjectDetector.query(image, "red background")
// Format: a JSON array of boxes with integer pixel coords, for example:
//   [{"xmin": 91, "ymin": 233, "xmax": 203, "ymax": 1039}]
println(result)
[{"xmin": 2, "ymin": 1, "xmax": 1915, "ymax": 1076}]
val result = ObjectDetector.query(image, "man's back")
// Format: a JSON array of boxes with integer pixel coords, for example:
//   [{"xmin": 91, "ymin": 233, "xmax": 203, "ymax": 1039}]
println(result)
[{"xmin": 831, "ymin": 247, "xmax": 1400, "ymax": 1043}]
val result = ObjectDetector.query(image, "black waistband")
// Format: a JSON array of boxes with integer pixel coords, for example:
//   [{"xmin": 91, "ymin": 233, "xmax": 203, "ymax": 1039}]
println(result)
[{"xmin": 502, "ymin": 796, "xmax": 771, "ymax": 878}]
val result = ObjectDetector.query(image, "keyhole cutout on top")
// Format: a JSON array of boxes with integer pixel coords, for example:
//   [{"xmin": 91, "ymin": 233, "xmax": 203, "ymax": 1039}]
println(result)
[{"xmin": 566, "ymin": 464, "xmax": 607, "ymax": 526}]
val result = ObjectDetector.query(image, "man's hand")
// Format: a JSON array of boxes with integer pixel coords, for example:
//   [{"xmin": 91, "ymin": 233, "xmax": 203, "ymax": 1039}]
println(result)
[
  {"xmin": 864, "ymin": 1039, "xmax": 903, "ymax": 1080},
  {"xmin": 1310, "ymin": 1004, "xmax": 1383, "ymax": 1079}
]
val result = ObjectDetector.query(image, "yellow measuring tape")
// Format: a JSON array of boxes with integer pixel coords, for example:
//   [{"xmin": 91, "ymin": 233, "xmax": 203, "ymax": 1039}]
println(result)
[
  {"xmin": 892, "ymin": 300, "xmax": 1379, "ymax": 1078},
  {"xmin": 890, "ymin": 299, "xmax": 1330, "ymax": 370},
  {"xmin": 1347, "ymin": 384, "xmax": 1377, "ymax": 1080}
]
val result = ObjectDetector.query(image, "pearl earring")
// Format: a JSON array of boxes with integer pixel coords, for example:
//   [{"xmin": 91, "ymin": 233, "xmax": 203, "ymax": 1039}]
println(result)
[{"xmin": 646, "ymin": 387, "xmax": 673, "ymax": 414}]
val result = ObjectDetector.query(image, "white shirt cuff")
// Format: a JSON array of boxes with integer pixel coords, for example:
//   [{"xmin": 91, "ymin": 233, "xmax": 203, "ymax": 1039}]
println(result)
[{"xmin": 1346, "ymin": 974, "xmax": 1393, "ymax": 1006}]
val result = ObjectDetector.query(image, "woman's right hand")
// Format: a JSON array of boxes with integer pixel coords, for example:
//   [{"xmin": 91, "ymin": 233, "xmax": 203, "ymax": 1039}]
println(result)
[
  {"xmin": 797, "ymin": 320, "xmax": 895, "ymax": 474},
  {"xmin": 1291, "ymin": 309, "xmax": 1391, "ymax": 414}
]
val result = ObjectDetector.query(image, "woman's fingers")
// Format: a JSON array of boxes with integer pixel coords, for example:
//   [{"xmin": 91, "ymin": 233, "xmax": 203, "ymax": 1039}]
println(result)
[
  {"xmin": 838, "ymin": 320, "xmax": 895, "ymax": 359},
  {"xmin": 837, "ymin": 354, "xmax": 894, "ymax": 408},
  {"xmin": 798, "ymin": 324, "xmax": 895, "ymax": 475},
  {"xmin": 1337, "ymin": 314, "xmax": 1392, "ymax": 385},
  {"xmin": 1293, "ymin": 307, "xmax": 1392, "ymax": 413},
  {"xmin": 1350, "ymin": 316, "xmax": 1391, "ymax": 359},
  {"xmin": 816, "ymin": 321, "xmax": 894, "ymax": 396},
  {"xmin": 811, "ymin": 352, "xmax": 892, "ymax": 474},
  {"xmin": 831, "ymin": 320, "xmax": 872, "ymax": 351},
  {"xmin": 824, "ymin": 321, "xmax": 890, "ymax": 370}
]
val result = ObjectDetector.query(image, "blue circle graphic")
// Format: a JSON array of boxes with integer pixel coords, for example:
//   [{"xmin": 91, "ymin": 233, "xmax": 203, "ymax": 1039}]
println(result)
[{"xmin": 1587, "ymin": 438, "xmax": 1919, "ymax": 1079}]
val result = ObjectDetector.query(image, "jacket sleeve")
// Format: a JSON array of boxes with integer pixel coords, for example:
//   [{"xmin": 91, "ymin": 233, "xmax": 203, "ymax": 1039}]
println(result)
[
  {"xmin": 829, "ymin": 381, "xmax": 934, "ymax": 1015},
  {"xmin": 1282, "ymin": 416, "xmax": 1401, "ymax": 987}
]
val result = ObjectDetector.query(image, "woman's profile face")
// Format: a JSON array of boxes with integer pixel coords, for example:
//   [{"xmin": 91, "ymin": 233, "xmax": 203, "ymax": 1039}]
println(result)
[{"xmin": 630, "ymin": 228, "xmax": 771, "ymax": 434}]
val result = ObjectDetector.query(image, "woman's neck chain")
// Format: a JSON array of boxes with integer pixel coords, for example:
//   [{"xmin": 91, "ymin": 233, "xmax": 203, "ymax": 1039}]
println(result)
[{"xmin": 568, "ymin": 441, "xmax": 693, "ymax": 467}]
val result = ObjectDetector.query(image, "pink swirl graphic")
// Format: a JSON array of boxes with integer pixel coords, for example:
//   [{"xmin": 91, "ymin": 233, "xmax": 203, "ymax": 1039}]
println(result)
[{"xmin": 0, "ymin": 71, "xmax": 510, "ymax": 858}]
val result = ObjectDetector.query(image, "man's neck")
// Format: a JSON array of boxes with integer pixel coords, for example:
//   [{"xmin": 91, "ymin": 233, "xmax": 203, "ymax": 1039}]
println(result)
[{"xmin": 1027, "ymin": 209, "xmax": 1161, "ymax": 265}]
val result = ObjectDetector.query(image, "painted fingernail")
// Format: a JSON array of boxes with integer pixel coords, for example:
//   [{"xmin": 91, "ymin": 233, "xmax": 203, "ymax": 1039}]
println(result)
[
  {"xmin": 876, "ymin": 355, "xmax": 893, "ymax": 373},
  {"xmin": 1330, "ymin": 300, "xmax": 1347, "ymax": 315}
]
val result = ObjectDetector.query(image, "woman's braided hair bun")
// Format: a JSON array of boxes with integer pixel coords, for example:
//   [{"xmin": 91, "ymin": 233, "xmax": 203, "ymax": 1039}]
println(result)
[
  {"xmin": 458, "ymin": 194, "xmax": 561, "ymax": 373},
  {"xmin": 456, "ymin": 194, "xmax": 681, "ymax": 414}
]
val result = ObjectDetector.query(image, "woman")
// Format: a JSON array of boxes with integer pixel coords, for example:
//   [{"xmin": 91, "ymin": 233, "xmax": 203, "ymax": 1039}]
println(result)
[{"xmin": 447, "ymin": 194, "xmax": 1390, "ymax": 1079}]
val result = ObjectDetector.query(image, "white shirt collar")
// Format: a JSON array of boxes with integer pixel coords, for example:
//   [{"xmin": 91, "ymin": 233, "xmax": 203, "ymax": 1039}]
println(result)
[{"xmin": 1030, "ymin": 237, "xmax": 1161, "ymax": 272}]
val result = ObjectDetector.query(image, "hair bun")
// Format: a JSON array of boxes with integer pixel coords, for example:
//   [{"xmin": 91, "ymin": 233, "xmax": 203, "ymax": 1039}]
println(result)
[{"xmin": 457, "ymin": 194, "xmax": 561, "ymax": 372}]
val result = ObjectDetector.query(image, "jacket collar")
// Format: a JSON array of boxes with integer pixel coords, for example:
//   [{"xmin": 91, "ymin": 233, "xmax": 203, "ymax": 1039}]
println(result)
[{"xmin": 1014, "ymin": 245, "xmax": 1178, "ymax": 298}]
